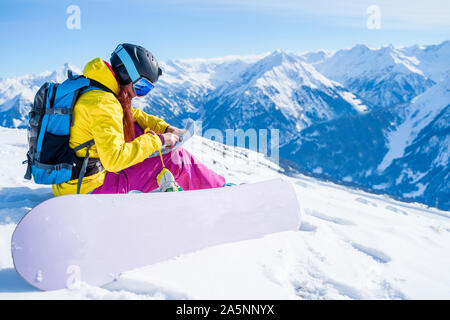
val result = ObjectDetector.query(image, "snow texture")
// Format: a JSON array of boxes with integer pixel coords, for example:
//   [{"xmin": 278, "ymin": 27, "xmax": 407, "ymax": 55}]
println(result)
[{"xmin": 0, "ymin": 127, "xmax": 449, "ymax": 299}]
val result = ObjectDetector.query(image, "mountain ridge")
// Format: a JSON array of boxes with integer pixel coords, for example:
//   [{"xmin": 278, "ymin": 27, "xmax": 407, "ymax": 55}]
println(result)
[{"xmin": 0, "ymin": 41, "xmax": 448, "ymax": 209}]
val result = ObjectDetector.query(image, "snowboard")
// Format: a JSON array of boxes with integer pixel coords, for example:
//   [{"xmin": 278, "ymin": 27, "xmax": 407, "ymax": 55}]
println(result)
[
  {"xmin": 148, "ymin": 119, "xmax": 195, "ymax": 158},
  {"xmin": 12, "ymin": 178, "xmax": 301, "ymax": 291}
]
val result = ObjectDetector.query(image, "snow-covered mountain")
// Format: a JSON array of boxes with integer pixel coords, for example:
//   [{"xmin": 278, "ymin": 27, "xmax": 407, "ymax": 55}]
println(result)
[
  {"xmin": 312, "ymin": 45, "xmax": 437, "ymax": 108},
  {"xmin": 136, "ymin": 54, "xmax": 266, "ymax": 126},
  {"xmin": 0, "ymin": 63, "xmax": 81, "ymax": 127},
  {"xmin": 399, "ymin": 40, "xmax": 450, "ymax": 82},
  {"xmin": 0, "ymin": 126, "xmax": 449, "ymax": 299},
  {"xmin": 202, "ymin": 50, "xmax": 368, "ymax": 145},
  {"xmin": 282, "ymin": 75, "xmax": 450, "ymax": 210},
  {"xmin": 0, "ymin": 41, "xmax": 448, "ymax": 210},
  {"xmin": 133, "ymin": 50, "xmax": 370, "ymax": 144}
]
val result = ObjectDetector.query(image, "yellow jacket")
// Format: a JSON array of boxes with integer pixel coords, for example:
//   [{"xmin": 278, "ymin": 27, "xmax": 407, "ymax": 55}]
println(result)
[{"xmin": 52, "ymin": 58, "xmax": 169, "ymax": 196}]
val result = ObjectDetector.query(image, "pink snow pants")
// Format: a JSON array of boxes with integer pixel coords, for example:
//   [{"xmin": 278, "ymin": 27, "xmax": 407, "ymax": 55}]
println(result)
[{"xmin": 91, "ymin": 123, "xmax": 226, "ymax": 194}]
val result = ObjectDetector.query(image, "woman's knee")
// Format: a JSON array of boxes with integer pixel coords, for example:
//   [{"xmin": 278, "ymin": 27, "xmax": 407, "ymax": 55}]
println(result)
[{"xmin": 164, "ymin": 148, "xmax": 188, "ymax": 177}]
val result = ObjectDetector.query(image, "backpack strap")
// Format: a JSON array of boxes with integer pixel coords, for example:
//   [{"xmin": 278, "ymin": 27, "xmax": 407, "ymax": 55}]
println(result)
[
  {"xmin": 23, "ymin": 152, "xmax": 33, "ymax": 180},
  {"xmin": 49, "ymin": 83, "xmax": 59, "ymax": 107},
  {"xmin": 88, "ymin": 79, "xmax": 116, "ymax": 96},
  {"xmin": 71, "ymin": 78, "xmax": 115, "ymax": 193},
  {"xmin": 70, "ymin": 78, "xmax": 116, "ymax": 127},
  {"xmin": 73, "ymin": 139, "xmax": 95, "ymax": 194},
  {"xmin": 65, "ymin": 74, "xmax": 115, "ymax": 193},
  {"xmin": 67, "ymin": 69, "xmax": 115, "ymax": 96}
]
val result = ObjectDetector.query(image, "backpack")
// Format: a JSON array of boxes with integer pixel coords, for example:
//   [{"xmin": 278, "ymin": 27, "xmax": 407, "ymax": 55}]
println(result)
[{"xmin": 23, "ymin": 70, "xmax": 114, "ymax": 194}]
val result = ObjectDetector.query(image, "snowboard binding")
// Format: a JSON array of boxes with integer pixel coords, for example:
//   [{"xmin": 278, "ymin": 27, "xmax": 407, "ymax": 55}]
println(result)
[
  {"xmin": 157, "ymin": 168, "xmax": 183, "ymax": 192},
  {"xmin": 156, "ymin": 149, "xmax": 183, "ymax": 192}
]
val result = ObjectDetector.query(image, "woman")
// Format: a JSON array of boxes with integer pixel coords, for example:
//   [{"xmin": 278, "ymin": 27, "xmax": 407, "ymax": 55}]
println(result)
[{"xmin": 52, "ymin": 43, "xmax": 226, "ymax": 196}]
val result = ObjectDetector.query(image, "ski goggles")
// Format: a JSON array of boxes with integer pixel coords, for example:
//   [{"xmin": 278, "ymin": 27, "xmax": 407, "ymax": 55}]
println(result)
[{"xmin": 133, "ymin": 77, "xmax": 154, "ymax": 97}]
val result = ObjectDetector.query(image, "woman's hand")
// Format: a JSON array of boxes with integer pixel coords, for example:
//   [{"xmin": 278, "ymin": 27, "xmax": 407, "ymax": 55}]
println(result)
[
  {"xmin": 166, "ymin": 126, "xmax": 185, "ymax": 137},
  {"xmin": 162, "ymin": 133, "xmax": 180, "ymax": 149}
]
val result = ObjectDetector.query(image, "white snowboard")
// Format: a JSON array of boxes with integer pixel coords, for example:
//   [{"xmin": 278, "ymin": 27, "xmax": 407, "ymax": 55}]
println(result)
[{"xmin": 12, "ymin": 178, "xmax": 301, "ymax": 291}]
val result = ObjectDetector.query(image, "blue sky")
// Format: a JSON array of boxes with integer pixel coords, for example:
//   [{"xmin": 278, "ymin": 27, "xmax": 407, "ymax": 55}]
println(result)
[{"xmin": 0, "ymin": 0, "xmax": 449, "ymax": 77}]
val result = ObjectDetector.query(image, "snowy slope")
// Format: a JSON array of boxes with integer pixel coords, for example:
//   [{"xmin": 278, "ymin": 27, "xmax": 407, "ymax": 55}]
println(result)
[
  {"xmin": 399, "ymin": 40, "xmax": 450, "ymax": 82},
  {"xmin": 297, "ymin": 49, "xmax": 335, "ymax": 65},
  {"xmin": 0, "ymin": 127, "xmax": 449, "ymax": 299},
  {"xmin": 134, "ymin": 54, "xmax": 267, "ymax": 127},
  {"xmin": 314, "ymin": 45, "xmax": 436, "ymax": 108},
  {"xmin": 203, "ymin": 50, "xmax": 369, "ymax": 145},
  {"xmin": 377, "ymin": 74, "xmax": 450, "ymax": 172},
  {"xmin": 378, "ymin": 77, "xmax": 450, "ymax": 209},
  {"xmin": 281, "ymin": 75, "xmax": 450, "ymax": 210}
]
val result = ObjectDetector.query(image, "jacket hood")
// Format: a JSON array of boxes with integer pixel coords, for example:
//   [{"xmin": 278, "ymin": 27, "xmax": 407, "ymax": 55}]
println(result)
[{"xmin": 83, "ymin": 58, "xmax": 120, "ymax": 96}]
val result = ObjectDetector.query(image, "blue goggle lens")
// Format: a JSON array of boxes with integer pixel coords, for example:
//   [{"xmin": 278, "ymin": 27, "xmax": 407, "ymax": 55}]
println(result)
[{"xmin": 133, "ymin": 78, "xmax": 154, "ymax": 96}]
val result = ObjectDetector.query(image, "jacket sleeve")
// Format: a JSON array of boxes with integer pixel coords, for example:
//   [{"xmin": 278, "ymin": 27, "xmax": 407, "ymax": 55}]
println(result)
[
  {"xmin": 131, "ymin": 107, "xmax": 170, "ymax": 134},
  {"xmin": 88, "ymin": 95, "xmax": 163, "ymax": 173}
]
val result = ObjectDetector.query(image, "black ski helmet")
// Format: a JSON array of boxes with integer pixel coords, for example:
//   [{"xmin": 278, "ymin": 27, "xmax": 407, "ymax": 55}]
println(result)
[{"xmin": 110, "ymin": 43, "xmax": 162, "ymax": 85}]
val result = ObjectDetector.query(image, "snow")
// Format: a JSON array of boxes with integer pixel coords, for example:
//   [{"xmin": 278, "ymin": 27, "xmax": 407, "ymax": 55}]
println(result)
[
  {"xmin": 377, "ymin": 75, "xmax": 450, "ymax": 172},
  {"xmin": 312, "ymin": 43, "xmax": 444, "ymax": 109},
  {"xmin": 312, "ymin": 167, "xmax": 323, "ymax": 174},
  {"xmin": 400, "ymin": 41, "xmax": 450, "ymax": 82},
  {"xmin": 396, "ymin": 169, "xmax": 428, "ymax": 186},
  {"xmin": 316, "ymin": 45, "xmax": 426, "ymax": 83},
  {"xmin": 0, "ymin": 127, "xmax": 449, "ymax": 299},
  {"xmin": 338, "ymin": 91, "xmax": 369, "ymax": 113},
  {"xmin": 430, "ymin": 135, "xmax": 450, "ymax": 168},
  {"xmin": 251, "ymin": 54, "xmax": 341, "ymax": 119},
  {"xmin": 402, "ymin": 183, "xmax": 428, "ymax": 198},
  {"xmin": 203, "ymin": 49, "xmax": 368, "ymax": 142}
]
